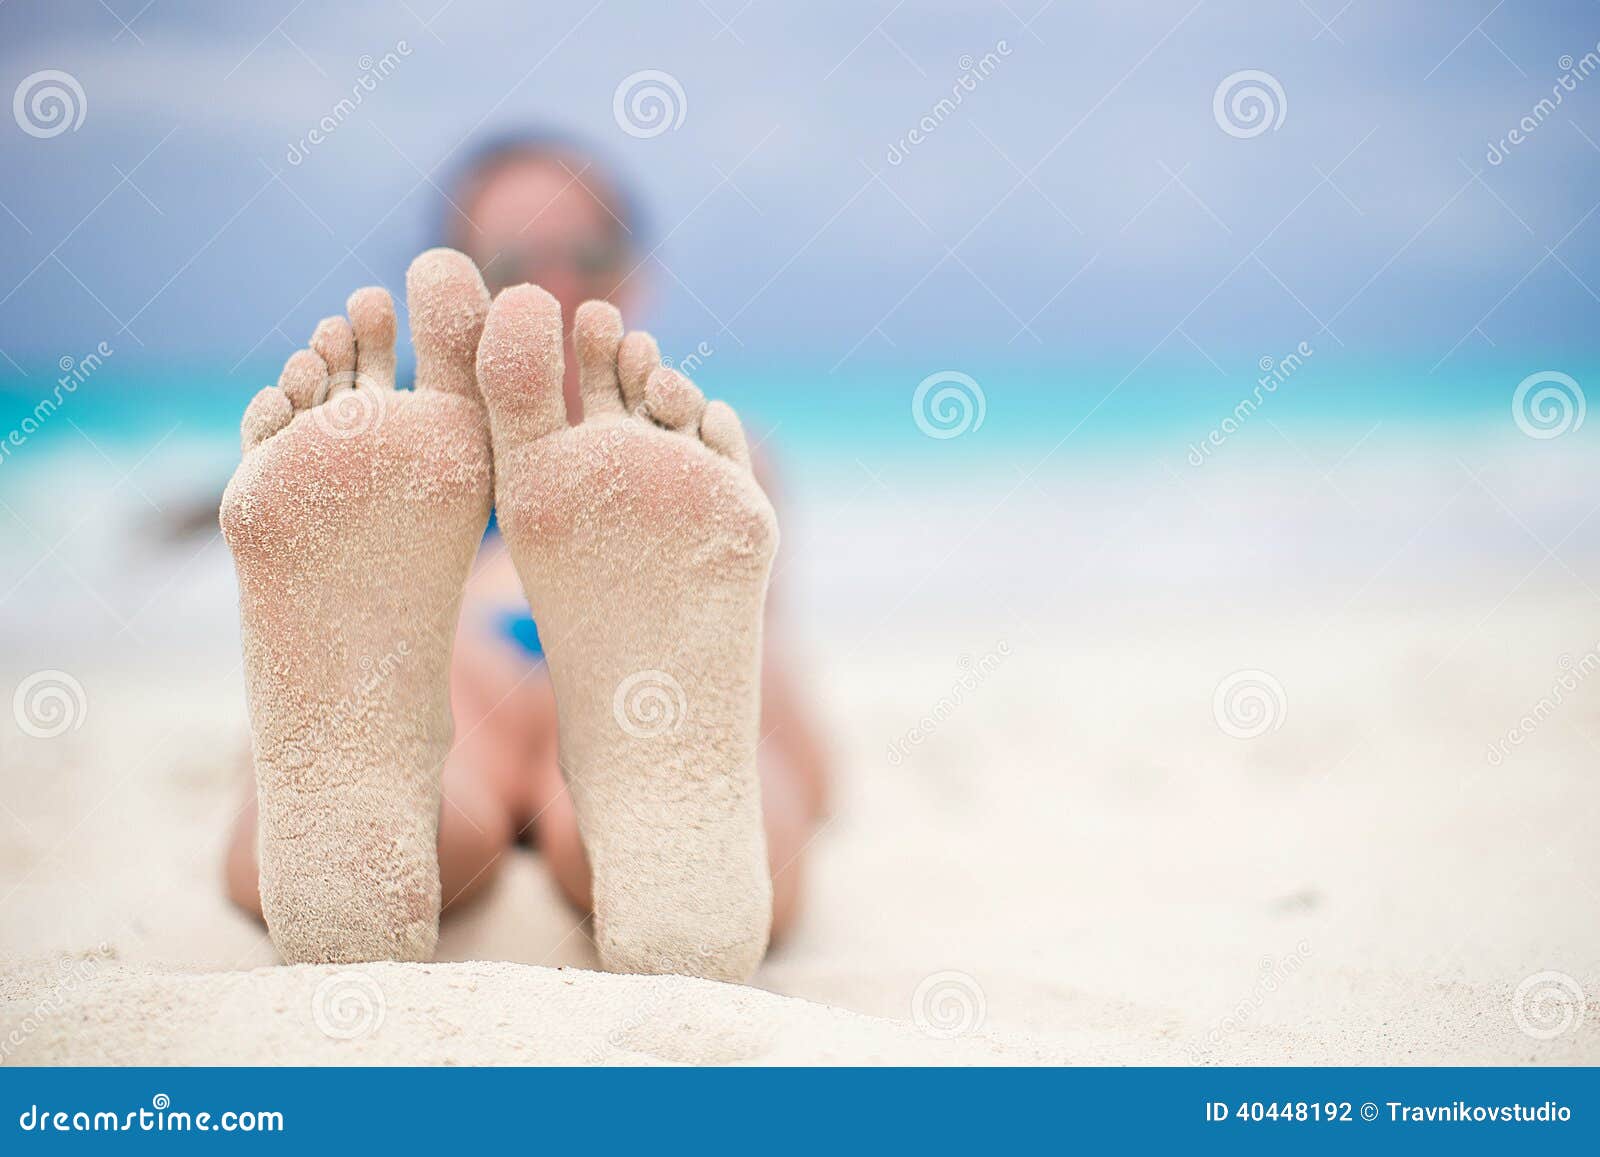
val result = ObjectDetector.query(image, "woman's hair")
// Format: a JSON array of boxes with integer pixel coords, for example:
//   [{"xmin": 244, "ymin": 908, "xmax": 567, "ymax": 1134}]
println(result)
[{"xmin": 433, "ymin": 128, "xmax": 648, "ymax": 253}]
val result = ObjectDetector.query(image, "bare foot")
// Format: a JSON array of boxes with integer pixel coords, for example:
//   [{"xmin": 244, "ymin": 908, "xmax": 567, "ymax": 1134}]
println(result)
[
  {"xmin": 477, "ymin": 287, "xmax": 778, "ymax": 982},
  {"xmin": 220, "ymin": 250, "xmax": 493, "ymax": 963}
]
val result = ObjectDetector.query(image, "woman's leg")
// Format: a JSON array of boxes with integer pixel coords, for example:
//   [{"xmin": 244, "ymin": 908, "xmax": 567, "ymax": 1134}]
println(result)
[{"xmin": 223, "ymin": 750, "xmax": 518, "ymax": 920}]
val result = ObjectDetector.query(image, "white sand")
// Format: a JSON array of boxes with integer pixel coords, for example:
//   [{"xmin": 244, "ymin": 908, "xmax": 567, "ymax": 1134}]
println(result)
[
  {"xmin": 4, "ymin": 444, "xmax": 1599, "ymax": 1064},
  {"xmin": 1, "ymin": 959, "xmax": 1052, "ymax": 1065}
]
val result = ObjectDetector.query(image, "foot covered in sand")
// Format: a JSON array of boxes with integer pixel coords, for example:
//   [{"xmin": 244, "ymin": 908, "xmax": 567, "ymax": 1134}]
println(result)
[
  {"xmin": 221, "ymin": 250, "xmax": 494, "ymax": 963},
  {"xmin": 478, "ymin": 287, "xmax": 778, "ymax": 982}
]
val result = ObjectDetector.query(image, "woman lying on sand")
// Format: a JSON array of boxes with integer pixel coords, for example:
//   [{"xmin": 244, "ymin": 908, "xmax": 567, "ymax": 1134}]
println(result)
[{"xmin": 219, "ymin": 137, "xmax": 830, "ymax": 981}]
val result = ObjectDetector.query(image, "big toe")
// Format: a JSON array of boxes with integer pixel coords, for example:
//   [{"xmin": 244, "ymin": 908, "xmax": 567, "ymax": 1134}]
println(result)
[
  {"xmin": 477, "ymin": 283, "xmax": 567, "ymax": 447},
  {"xmin": 407, "ymin": 248, "xmax": 490, "ymax": 399}
]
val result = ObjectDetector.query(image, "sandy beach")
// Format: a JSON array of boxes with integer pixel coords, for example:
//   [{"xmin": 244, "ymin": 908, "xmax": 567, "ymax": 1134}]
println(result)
[
  {"xmin": 3, "ymin": 439, "xmax": 1598, "ymax": 1065},
  {"xmin": 5, "ymin": 0, "xmax": 1600, "ymax": 1085}
]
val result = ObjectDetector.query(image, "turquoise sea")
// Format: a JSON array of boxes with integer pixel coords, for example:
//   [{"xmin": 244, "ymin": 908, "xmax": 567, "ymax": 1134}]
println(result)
[
  {"xmin": 2, "ymin": 353, "xmax": 1596, "ymax": 664},
  {"xmin": 1, "ymin": 355, "xmax": 1590, "ymax": 469}
]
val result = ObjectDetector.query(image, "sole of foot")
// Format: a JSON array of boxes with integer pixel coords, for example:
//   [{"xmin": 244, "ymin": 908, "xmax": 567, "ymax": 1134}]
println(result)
[
  {"xmin": 478, "ymin": 286, "xmax": 777, "ymax": 983},
  {"xmin": 221, "ymin": 249, "xmax": 494, "ymax": 964}
]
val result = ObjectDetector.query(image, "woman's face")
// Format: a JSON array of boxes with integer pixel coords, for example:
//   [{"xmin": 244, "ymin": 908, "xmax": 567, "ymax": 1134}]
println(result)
[{"xmin": 460, "ymin": 154, "xmax": 636, "ymax": 321}]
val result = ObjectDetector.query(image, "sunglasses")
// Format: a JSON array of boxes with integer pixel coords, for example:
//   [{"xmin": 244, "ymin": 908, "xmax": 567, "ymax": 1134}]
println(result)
[{"xmin": 480, "ymin": 239, "xmax": 629, "ymax": 294}]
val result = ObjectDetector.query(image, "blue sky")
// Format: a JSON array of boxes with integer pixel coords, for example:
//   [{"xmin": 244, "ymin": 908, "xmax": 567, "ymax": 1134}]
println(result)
[{"xmin": 0, "ymin": 0, "xmax": 1597, "ymax": 389}]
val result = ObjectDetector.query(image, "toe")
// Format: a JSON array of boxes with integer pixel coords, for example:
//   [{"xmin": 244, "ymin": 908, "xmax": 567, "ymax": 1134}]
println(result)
[
  {"xmin": 617, "ymin": 330, "xmax": 661, "ymax": 415},
  {"xmin": 240, "ymin": 386, "xmax": 293, "ymax": 452},
  {"xmin": 476, "ymin": 284, "xmax": 567, "ymax": 445},
  {"xmin": 700, "ymin": 399, "xmax": 752, "ymax": 470},
  {"xmin": 574, "ymin": 300, "xmax": 625, "ymax": 420},
  {"xmin": 347, "ymin": 286, "xmax": 397, "ymax": 390},
  {"xmin": 309, "ymin": 316, "xmax": 355, "ymax": 391},
  {"xmin": 407, "ymin": 248, "xmax": 490, "ymax": 399},
  {"xmin": 643, "ymin": 367, "xmax": 706, "ymax": 434},
  {"xmin": 277, "ymin": 348, "xmax": 327, "ymax": 410}
]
